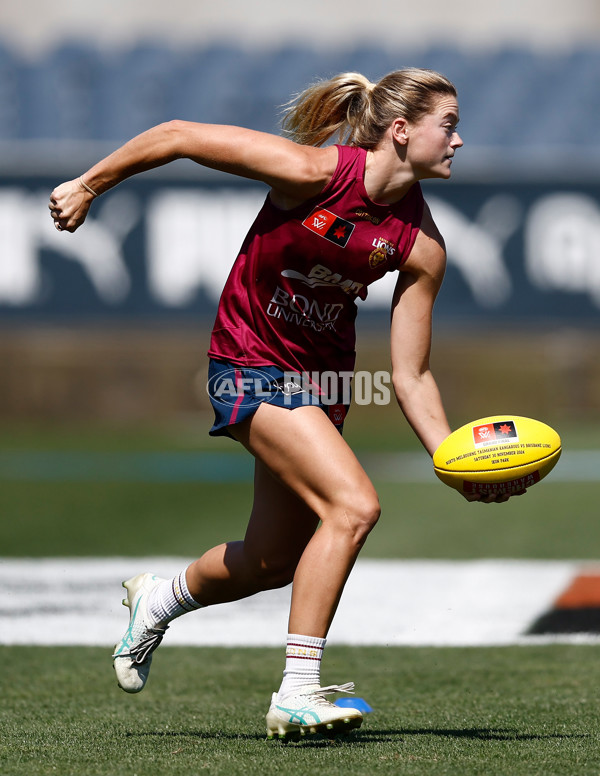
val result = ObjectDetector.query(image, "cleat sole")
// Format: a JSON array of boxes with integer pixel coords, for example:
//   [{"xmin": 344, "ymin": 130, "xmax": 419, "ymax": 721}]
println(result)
[
  {"xmin": 266, "ymin": 713, "xmax": 362, "ymax": 741},
  {"xmin": 266, "ymin": 728, "xmax": 301, "ymax": 743},
  {"xmin": 315, "ymin": 716, "xmax": 363, "ymax": 739}
]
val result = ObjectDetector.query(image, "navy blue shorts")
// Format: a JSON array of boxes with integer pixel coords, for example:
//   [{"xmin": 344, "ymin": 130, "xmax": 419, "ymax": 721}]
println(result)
[{"xmin": 207, "ymin": 359, "xmax": 349, "ymax": 439}]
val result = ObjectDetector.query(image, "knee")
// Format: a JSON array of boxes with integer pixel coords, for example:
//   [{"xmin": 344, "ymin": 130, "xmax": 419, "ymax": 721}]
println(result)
[{"xmin": 337, "ymin": 491, "xmax": 381, "ymax": 549}]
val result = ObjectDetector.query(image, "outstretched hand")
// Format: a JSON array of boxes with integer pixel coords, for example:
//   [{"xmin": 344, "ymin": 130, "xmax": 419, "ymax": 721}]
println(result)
[{"xmin": 48, "ymin": 178, "xmax": 95, "ymax": 233}]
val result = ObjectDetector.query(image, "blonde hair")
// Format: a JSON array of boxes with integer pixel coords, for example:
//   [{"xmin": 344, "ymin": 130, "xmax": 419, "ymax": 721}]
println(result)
[{"xmin": 281, "ymin": 68, "xmax": 457, "ymax": 148}]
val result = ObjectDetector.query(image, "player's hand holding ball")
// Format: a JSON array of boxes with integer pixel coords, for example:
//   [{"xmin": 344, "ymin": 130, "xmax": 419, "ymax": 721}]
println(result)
[{"xmin": 433, "ymin": 415, "xmax": 561, "ymax": 503}]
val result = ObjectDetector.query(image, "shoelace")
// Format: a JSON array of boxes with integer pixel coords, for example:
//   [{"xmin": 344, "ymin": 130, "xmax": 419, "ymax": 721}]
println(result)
[
  {"xmin": 129, "ymin": 626, "xmax": 167, "ymax": 665},
  {"xmin": 307, "ymin": 682, "xmax": 355, "ymax": 705}
]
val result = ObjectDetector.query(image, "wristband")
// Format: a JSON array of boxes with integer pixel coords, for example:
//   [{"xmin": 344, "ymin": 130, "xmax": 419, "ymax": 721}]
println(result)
[{"xmin": 79, "ymin": 176, "xmax": 98, "ymax": 197}]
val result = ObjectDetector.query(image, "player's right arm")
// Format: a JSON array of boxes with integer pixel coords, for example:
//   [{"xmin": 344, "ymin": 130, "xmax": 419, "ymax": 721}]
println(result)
[{"xmin": 49, "ymin": 121, "xmax": 338, "ymax": 232}]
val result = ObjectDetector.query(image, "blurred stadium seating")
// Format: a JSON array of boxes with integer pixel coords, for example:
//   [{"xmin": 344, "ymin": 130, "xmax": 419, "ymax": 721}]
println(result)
[
  {"xmin": 1, "ymin": 38, "xmax": 598, "ymax": 424},
  {"xmin": 1, "ymin": 40, "xmax": 599, "ymax": 150}
]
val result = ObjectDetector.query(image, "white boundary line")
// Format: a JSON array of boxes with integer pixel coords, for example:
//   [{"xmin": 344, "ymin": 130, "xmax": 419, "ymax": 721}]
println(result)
[{"xmin": 2, "ymin": 557, "xmax": 598, "ymax": 647}]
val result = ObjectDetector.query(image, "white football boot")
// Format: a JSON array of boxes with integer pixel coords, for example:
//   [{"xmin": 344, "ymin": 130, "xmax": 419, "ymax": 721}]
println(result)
[
  {"xmin": 266, "ymin": 682, "xmax": 363, "ymax": 741},
  {"xmin": 112, "ymin": 573, "xmax": 168, "ymax": 693}
]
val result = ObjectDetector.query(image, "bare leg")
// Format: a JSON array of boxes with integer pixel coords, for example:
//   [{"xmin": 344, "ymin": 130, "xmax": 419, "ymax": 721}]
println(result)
[
  {"xmin": 187, "ymin": 403, "xmax": 380, "ymax": 638},
  {"xmin": 186, "ymin": 459, "xmax": 319, "ymax": 604}
]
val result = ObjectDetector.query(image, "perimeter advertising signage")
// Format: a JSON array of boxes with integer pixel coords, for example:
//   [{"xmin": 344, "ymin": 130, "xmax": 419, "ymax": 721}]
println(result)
[{"xmin": 1, "ymin": 177, "xmax": 598, "ymax": 324}]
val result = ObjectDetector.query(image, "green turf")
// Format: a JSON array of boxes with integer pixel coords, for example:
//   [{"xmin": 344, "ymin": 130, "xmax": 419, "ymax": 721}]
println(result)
[
  {"xmin": 1, "ymin": 413, "xmax": 594, "ymax": 453},
  {"xmin": 0, "ymin": 411, "xmax": 597, "ymax": 559},
  {"xmin": 0, "ymin": 479, "xmax": 252, "ymax": 557},
  {"xmin": 1, "ymin": 645, "xmax": 600, "ymax": 776},
  {"xmin": 2, "ymin": 419, "xmax": 599, "ymax": 774},
  {"xmin": 1, "ymin": 477, "xmax": 598, "ymax": 560}
]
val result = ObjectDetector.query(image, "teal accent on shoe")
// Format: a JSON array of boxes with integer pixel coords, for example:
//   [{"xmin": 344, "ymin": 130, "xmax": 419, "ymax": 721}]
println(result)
[
  {"xmin": 113, "ymin": 596, "xmax": 142, "ymax": 657},
  {"xmin": 276, "ymin": 704, "xmax": 322, "ymax": 726}
]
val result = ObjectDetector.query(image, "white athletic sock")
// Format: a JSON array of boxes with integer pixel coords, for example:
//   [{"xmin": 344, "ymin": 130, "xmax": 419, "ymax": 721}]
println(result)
[
  {"xmin": 147, "ymin": 569, "xmax": 203, "ymax": 626},
  {"xmin": 278, "ymin": 633, "xmax": 327, "ymax": 699}
]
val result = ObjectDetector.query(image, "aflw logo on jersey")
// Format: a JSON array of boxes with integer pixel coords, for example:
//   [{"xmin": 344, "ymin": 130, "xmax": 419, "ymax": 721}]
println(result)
[{"xmin": 302, "ymin": 207, "xmax": 355, "ymax": 248}]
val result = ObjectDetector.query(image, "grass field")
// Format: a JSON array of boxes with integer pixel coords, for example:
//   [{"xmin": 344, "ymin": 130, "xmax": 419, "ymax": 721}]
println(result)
[
  {"xmin": 2, "ymin": 417, "xmax": 600, "ymax": 775},
  {"xmin": 1, "ymin": 418, "xmax": 599, "ymax": 560},
  {"xmin": 1, "ymin": 477, "xmax": 599, "ymax": 560},
  {"xmin": 2, "ymin": 645, "xmax": 600, "ymax": 776}
]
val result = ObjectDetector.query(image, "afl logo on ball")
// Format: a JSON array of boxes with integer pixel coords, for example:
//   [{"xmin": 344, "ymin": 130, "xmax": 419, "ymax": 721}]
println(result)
[{"xmin": 472, "ymin": 420, "xmax": 518, "ymax": 447}]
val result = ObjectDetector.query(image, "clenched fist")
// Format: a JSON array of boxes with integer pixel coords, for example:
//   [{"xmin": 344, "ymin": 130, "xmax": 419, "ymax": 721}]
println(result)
[{"xmin": 49, "ymin": 177, "xmax": 96, "ymax": 233}]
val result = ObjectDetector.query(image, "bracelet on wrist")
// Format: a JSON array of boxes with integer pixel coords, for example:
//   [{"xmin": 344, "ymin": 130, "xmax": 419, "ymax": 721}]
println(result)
[{"xmin": 79, "ymin": 176, "xmax": 98, "ymax": 197}]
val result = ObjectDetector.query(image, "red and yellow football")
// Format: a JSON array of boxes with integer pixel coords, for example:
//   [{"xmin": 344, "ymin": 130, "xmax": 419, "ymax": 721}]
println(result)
[{"xmin": 433, "ymin": 415, "xmax": 561, "ymax": 496}]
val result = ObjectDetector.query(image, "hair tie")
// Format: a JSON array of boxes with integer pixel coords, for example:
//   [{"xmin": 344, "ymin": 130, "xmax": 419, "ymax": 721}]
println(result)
[{"xmin": 79, "ymin": 177, "xmax": 98, "ymax": 197}]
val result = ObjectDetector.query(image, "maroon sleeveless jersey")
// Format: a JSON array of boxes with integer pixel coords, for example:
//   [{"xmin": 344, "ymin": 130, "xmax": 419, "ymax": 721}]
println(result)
[{"xmin": 208, "ymin": 145, "xmax": 425, "ymax": 375}]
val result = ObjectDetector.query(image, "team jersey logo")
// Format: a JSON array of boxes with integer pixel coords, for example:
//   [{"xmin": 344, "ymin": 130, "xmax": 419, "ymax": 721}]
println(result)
[
  {"xmin": 302, "ymin": 207, "xmax": 355, "ymax": 248},
  {"xmin": 328, "ymin": 403, "xmax": 347, "ymax": 426},
  {"xmin": 369, "ymin": 237, "xmax": 396, "ymax": 269},
  {"xmin": 369, "ymin": 246, "xmax": 387, "ymax": 269},
  {"xmin": 472, "ymin": 420, "xmax": 518, "ymax": 447},
  {"xmin": 353, "ymin": 208, "xmax": 381, "ymax": 225},
  {"xmin": 281, "ymin": 264, "xmax": 363, "ymax": 295}
]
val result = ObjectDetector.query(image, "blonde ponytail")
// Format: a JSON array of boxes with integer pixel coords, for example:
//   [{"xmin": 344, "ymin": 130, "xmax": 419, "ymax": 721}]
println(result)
[
  {"xmin": 281, "ymin": 68, "xmax": 456, "ymax": 149},
  {"xmin": 281, "ymin": 72, "xmax": 375, "ymax": 147}
]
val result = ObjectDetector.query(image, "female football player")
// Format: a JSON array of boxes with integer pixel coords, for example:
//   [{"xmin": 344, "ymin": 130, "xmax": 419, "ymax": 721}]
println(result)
[{"xmin": 49, "ymin": 67, "xmax": 510, "ymax": 740}]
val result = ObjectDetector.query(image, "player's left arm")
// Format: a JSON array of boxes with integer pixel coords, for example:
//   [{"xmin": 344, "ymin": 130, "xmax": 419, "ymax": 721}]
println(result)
[{"xmin": 390, "ymin": 202, "xmax": 452, "ymax": 457}]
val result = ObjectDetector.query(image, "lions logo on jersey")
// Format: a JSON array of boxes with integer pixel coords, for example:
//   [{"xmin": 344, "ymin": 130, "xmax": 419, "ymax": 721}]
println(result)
[{"xmin": 369, "ymin": 237, "xmax": 396, "ymax": 268}]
